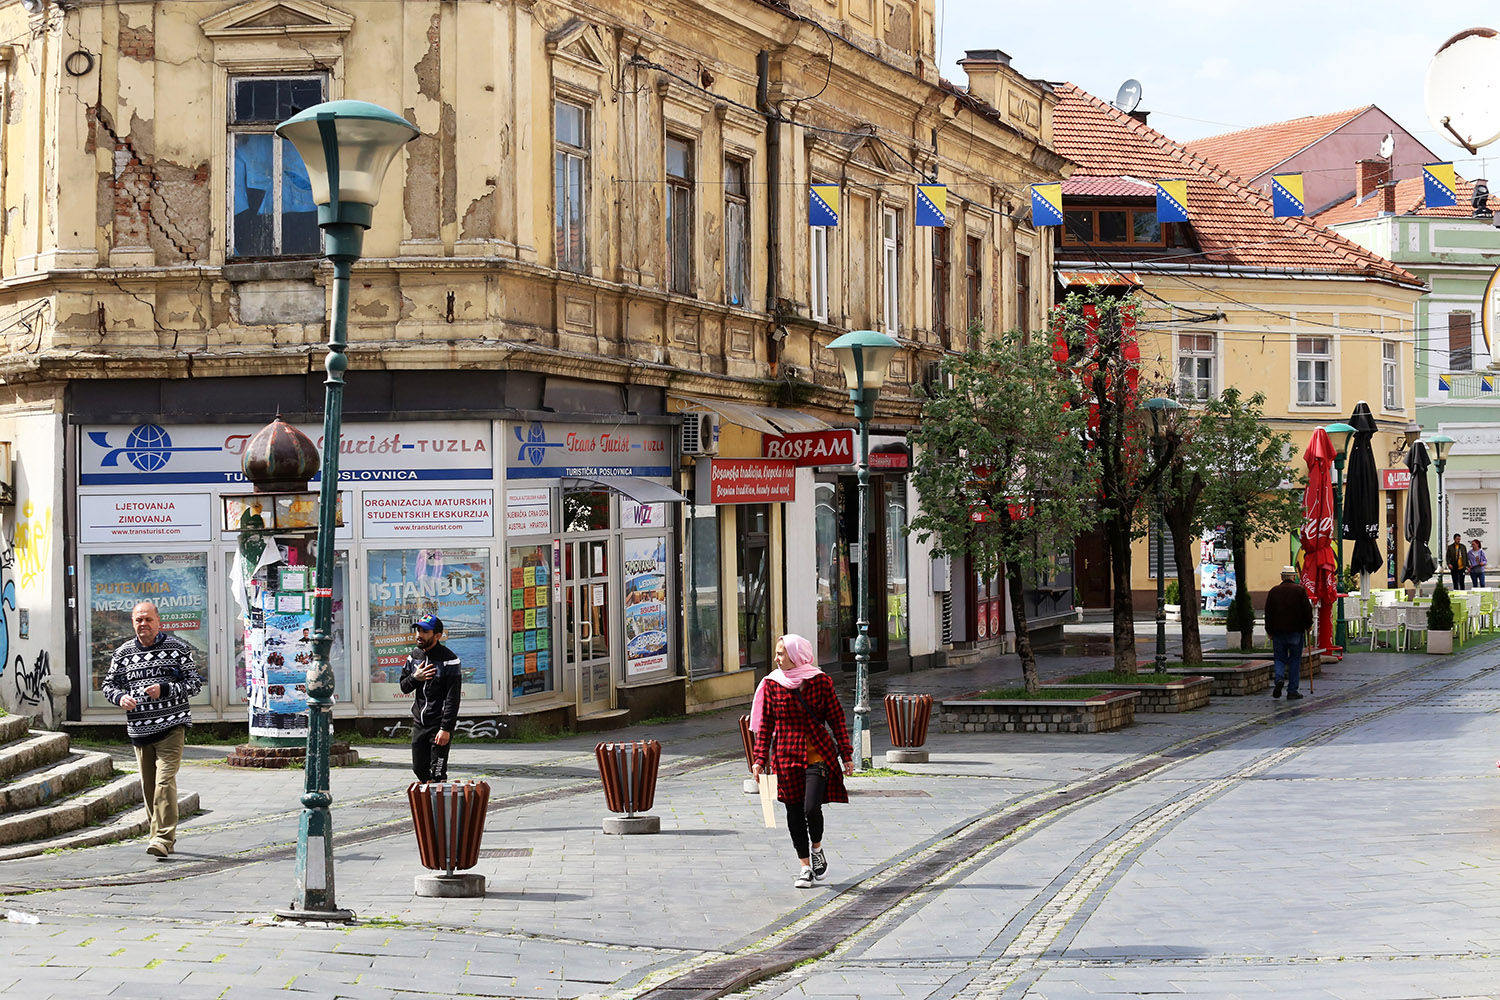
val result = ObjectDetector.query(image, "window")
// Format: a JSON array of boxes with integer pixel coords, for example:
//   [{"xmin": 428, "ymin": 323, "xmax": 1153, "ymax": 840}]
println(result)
[
  {"xmin": 1060, "ymin": 206, "xmax": 1164, "ymax": 247},
  {"xmin": 367, "ymin": 548, "xmax": 490, "ymax": 703},
  {"xmin": 1383, "ymin": 341, "xmax": 1401, "ymax": 409},
  {"xmin": 965, "ymin": 235, "xmax": 982, "ymax": 333},
  {"xmin": 666, "ymin": 136, "xmax": 694, "ymax": 295},
  {"xmin": 1016, "ymin": 252, "xmax": 1031, "ymax": 340},
  {"xmin": 1147, "ymin": 519, "xmax": 1176, "ymax": 579},
  {"xmin": 932, "ymin": 227, "xmax": 950, "ymax": 346},
  {"xmin": 724, "ymin": 158, "xmax": 749, "ymax": 307},
  {"xmin": 229, "ymin": 75, "xmax": 324, "ymax": 257},
  {"xmin": 1296, "ymin": 335, "xmax": 1333, "ymax": 405},
  {"xmin": 554, "ymin": 100, "xmax": 588, "ymax": 272},
  {"xmin": 881, "ymin": 207, "xmax": 900, "ymax": 335},
  {"xmin": 1450, "ymin": 312, "xmax": 1473, "ymax": 371},
  {"xmin": 1177, "ymin": 332, "xmax": 1215, "ymax": 401},
  {"xmin": 810, "ymin": 225, "xmax": 829, "ymax": 322}
]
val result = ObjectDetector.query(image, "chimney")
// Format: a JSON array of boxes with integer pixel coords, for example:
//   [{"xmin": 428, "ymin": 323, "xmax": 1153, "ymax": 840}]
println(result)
[
  {"xmin": 958, "ymin": 49, "xmax": 1011, "ymax": 110},
  {"xmin": 1356, "ymin": 158, "xmax": 1390, "ymax": 203},
  {"xmin": 1128, "ymin": 110, "xmax": 1150, "ymax": 126},
  {"xmin": 1379, "ymin": 180, "xmax": 1397, "ymax": 216}
]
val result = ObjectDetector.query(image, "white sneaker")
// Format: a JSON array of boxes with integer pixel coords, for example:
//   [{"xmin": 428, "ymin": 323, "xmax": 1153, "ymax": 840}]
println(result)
[{"xmin": 794, "ymin": 866, "xmax": 815, "ymax": 888}]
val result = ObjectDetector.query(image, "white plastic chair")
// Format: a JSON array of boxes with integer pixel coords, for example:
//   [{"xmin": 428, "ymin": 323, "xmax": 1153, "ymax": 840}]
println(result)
[
  {"xmin": 1400, "ymin": 607, "xmax": 1428, "ymax": 651},
  {"xmin": 1341, "ymin": 596, "xmax": 1367, "ymax": 639},
  {"xmin": 1368, "ymin": 605, "xmax": 1402, "ymax": 650},
  {"xmin": 1464, "ymin": 592, "xmax": 1485, "ymax": 637}
]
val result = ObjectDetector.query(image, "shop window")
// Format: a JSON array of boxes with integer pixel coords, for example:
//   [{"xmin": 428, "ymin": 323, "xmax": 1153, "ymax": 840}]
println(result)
[
  {"xmin": 85, "ymin": 552, "xmax": 211, "ymax": 710},
  {"xmin": 229, "ymin": 75, "xmax": 324, "ymax": 258},
  {"xmin": 622, "ymin": 535, "xmax": 671, "ymax": 677},
  {"xmin": 366, "ymin": 547, "xmax": 490, "ymax": 703},
  {"xmin": 814, "ymin": 481, "xmax": 851, "ymax": 665},
  {"xmin": 724, "ymin": 158, "xmax": 750, "ymax": 307},
  {"xmin": 555, "ymin": 99, "xmax": 589, "ymax": 272},
  {"xmin": 563, "ymin": 488, "xmax": 611, "ymax": 532},
  {"xmin": 508, "ymin": 543, "xmax": 555, "ymax": 699},
  {"xmin": 737, "ymin": 504, "xmax": 771, "ymax": 672},
  {"xmin": 884, "ymin": 478, "xmax": 909, "ymax": 656},
  {"xmin": 687, "ymin": 503, "xmax": 723, "ymax": 677},
  {"xmin": 667, "ymin": 136, "xmax": 694, "ymax": 295}
]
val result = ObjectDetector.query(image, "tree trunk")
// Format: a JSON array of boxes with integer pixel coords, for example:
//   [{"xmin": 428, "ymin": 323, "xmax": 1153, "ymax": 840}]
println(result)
[
  {"xmin": 1232, "ymin": 526, "xmax": 1252, "ymax": 651},
  {"xmin": 1107, "ymin": 517, "xmax": 1137, "ymax": 673},
  {"xmin": 1165, "ymin": 511, "xmax": 1201, "ymax": 664},
  {"xmin": 1007, "ymin": 563, "xmax": 1039, "ymax": 693}
]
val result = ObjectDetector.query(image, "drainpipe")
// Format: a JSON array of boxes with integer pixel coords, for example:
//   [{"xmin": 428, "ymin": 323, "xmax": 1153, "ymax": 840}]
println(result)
[{"xmin": 757, "ymin": 50, "xmax": 779, "ymax": 315}]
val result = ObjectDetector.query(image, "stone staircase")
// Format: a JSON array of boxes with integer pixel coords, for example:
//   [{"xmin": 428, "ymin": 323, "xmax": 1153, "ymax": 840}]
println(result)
[{"xmin": 0, "ymin": 713, "xmax": 198, "ymax": 861}]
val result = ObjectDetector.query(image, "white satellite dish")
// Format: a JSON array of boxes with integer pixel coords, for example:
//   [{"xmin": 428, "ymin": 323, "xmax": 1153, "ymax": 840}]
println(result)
[
  {"xmin": 1379, "ymin": 132, "xmax": 1395, "ymax": 159},
  {"xmin": 1112, "ymin": 79, "xmax": 1143, "ymax": 115},
  {"xmin": 1424, "ymin": 27, "xmax": 1500, "ymax": 152}
]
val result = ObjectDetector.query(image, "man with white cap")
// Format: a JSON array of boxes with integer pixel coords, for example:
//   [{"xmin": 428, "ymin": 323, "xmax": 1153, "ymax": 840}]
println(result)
[{"xmin": 1263, "ymin": 566, "xmax": 1313, "ymax": 701}]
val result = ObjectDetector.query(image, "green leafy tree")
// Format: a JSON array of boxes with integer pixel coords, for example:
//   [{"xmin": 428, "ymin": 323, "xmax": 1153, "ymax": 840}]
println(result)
[
  {"xmin": 909, "ymin": 331, "xmax": 1095, "ymax": 691},
  {"xmin": 1159, "ymin": 404, "xmax": 1207, "ymax": 663}
]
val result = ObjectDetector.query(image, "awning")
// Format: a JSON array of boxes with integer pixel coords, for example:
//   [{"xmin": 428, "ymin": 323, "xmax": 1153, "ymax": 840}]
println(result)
[
  {"xmin": 563, "ymin": 476, "xmax": 687, "ymax": 504},
  {"xmin": 1058, "ymin": 269, "xmax": 1142, "ymax": 288},
  {"xmin": 669, "ymin": 394, "xmax": 832, "ymax": 436}
]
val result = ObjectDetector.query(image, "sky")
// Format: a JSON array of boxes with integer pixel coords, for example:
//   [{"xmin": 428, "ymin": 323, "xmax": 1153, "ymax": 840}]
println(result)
[{"xmin": 935, "ymin": 2, "xmax": 1492, "ymax": 174}]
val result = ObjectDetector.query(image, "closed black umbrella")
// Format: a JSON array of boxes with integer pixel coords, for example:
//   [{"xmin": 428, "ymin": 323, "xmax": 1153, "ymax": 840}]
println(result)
[
  {"xmin": 1400, "ymin": 441, "xmax": 1436, "ymax": 584},
  {"xmin": 1343, "ymin": 401, "xmax": 1383, "ymax": 576}
]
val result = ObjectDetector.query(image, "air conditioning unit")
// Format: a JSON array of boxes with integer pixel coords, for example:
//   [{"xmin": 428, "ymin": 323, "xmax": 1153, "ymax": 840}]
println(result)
[{"xmin": 680, "ymin": 412, "xmax": 720, "ymax": 456}]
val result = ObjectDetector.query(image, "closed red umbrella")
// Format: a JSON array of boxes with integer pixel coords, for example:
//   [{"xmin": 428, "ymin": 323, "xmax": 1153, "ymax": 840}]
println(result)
[{"xmin": 1300, "ymin": 428, "xmax": 1339, "ymax": 651}]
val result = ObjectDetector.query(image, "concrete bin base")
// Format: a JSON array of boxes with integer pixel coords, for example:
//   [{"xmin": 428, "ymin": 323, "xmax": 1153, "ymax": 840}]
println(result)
[
  {"xmin": 602, "ymin": 815, "xmax": 660, "ymax": 835},
  {"xmin": 885, "ymin": 749, "xmax": 929, "ymax": 764},
  {"xmin": 414, "ymin": 873, "xmax": 486, "ymax": 897},
  {"xmin": 742, "ymin": 777, "xmax": 759, "ymax": 794}
]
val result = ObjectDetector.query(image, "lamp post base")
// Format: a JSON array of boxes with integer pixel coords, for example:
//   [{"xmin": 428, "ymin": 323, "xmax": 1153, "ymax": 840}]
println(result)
[{"xmin": 274, "ymin": 906, "xmax": 355, "ymax": 924}]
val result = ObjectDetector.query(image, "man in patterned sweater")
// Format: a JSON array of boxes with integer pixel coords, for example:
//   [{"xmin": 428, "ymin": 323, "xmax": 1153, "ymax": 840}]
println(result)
[{"xmin": 102, "ymin": 601, "xmax": 203, "ymax": 859}]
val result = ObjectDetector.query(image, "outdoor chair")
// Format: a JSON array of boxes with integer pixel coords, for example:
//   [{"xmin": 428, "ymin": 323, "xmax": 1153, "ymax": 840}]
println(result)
[
  {"xmin": 1400, "ymin": 607, "xmax": 1428, "ymax": 652},
  {"xmin": 1478, "ymin": 591, "xmax": 1497, "ymax": 631},
  {"xmin": 1368, "ymin": 605, "xmax": 1402, "ymax": 650},
  {"xmin": 1341, "ymin": 595, "xmax": 1367, "ymax": 639},
  {"xmin": 1464, "ymin": 592, "xmax": 1485, "ymax": 637}
]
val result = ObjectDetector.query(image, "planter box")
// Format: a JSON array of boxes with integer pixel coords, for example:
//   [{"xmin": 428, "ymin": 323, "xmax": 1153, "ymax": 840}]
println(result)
[
  {"xmin": 1165, "ymin": 660, "xmax": 1272, "ymax": 696},
  {"xmin": 1428, "ymin": 630, "xmax": 1453, "ymax": 654},
  {"xmin": 1165, "ymin": 604, "xmax": 1182, "ymax": 623},
  {"xmin": 1045, "ymin": 675, "xmax": 1212, "ymax": 713},
  {"xmin": 937, "ymin": 691, "xmax": 1137, "ymax": 734}
]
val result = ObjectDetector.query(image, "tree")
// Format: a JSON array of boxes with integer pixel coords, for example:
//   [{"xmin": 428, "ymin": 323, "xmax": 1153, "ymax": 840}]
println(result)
[
  {"xmin": 909, "ymin": 331, "xmax": 1095, "ymax": 691},
  {"xmin": 1194, "ymin": 388, "xmax": 1305, "ymax": 651},
  {"xmin": 1160, "ymin": 406, "xmax": 1207, "ymax": 663}
]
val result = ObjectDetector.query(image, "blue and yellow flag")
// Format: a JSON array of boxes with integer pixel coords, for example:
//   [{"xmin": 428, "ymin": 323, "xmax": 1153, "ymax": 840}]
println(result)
[
  {"xmin": 1155, "ymin": 180, "xmax": 1188, "ymax": 223},
  {"xmin": 810, "ymin": 184, "xmax": 840, "ymax": 227},
  {"xmin": 1439, "ymin": 374, "xmax": 1453, "ymax": 392},
  {"xmin": 1484, "ymin": 375, "xmax": 1495, "ymax": 393},
  {"xmin": 1031, "ymin": 183, "xmax": 1063, "ymax": 227},
  {"xmin": 915, "ymin": 184, "xmax": 946, "ymax": 227},
  {"xmin": 1423, "ymin": 162, "xmax": 1457, "ymax": 208},
  {"xmin": 1271, "ymin": 174, "xmax": 1305, "ymax": 217}
]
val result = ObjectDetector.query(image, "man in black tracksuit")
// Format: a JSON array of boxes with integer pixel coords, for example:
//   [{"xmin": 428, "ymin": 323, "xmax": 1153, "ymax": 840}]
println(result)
[{"xmin": 398, "ymin": 613, "xmax": 463, "ymax": 782}]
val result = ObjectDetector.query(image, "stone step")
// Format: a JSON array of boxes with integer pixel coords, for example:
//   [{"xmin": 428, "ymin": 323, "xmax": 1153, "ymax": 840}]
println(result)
[
  {"xmin": 0, "ymin": 790, "xmax": 200, "ymax": 862},
  {"xmin": 0, "ymin": 751, "xmax": 118, "ymax": 812},
  {"xmin": 0, "ymin": 773, "xmax": 142, "ymax": 847},
  {"xmin": 0, "ymin": 731, "xmax": 70, "ymax": 781},
  {"xmin": 0, "ymin": 714, "xmax": 31, "ymax": 743}
]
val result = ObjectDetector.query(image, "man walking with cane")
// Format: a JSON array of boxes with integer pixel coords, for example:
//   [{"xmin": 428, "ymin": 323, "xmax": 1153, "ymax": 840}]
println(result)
[{"xmin": 1265, "ymin": 566, "xmax": 1313, "ymax": 702}]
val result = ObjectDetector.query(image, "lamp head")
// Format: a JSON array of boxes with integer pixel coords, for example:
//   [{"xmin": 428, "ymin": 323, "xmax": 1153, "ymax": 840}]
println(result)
[
  {"xmin": 276, "ymin": 100, "xmax": 418, "ymax": 229},
  {"xmin": 827, "ymin": 330, "xmax": 901, "ymax": 394},
  {"xmin": 1426, "ymin": 432, "xmax": 1455, "ymax": 462}
]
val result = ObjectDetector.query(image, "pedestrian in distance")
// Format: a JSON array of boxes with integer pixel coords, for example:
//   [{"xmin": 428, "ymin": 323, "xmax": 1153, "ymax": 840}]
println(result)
[
  {"xmin": 1264, "ymin": 566, "xmax": 1313, "ymax": 701},
  {"xmin": 1447, "ymin": 533, "xmax": 1469, "ymax": 591},
  {"xmin": 398, "ymin": 613, "xmax": 463, "ymax": 782},
  {"xmin": 1468, "ymin": 538, "xmax": 1487, "ymax": 588},
  {"xmin": 101, "ymin": 601, "xmax": 203, "ymax": 859},
  {"xmin": 750, "ymin": 633, "xmax": 854, "ymax": 889}
]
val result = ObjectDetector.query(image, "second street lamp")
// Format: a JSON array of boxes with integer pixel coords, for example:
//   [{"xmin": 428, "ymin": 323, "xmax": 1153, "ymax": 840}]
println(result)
[
  {"xmin": 274, "ymin": 99, "xmax": 418, "ymax": 922},
  {"xmin": 1427, "ymin": 433, "xmax": 1455, "ymax": 569},
  {"xmin": 1145, "ymin": 397, "xmax": 1181, "ymax": 672},
  {"xmin": 1324, "ymin": 421, "xmax": 1356, "ymax": 651},
  {"xmin": 827, "ymin": 329, "xmax": 900, "ymax": 769}
]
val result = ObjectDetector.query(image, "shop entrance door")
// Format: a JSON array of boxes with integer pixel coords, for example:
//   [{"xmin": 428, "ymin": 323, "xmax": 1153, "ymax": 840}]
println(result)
[{"xmin": 563, "ymin": 536, "xmax": 614, "ymax": 716}]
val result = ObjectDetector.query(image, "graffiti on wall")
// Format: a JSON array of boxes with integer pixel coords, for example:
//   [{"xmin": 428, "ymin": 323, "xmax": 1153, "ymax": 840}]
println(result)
[
  {"xmin": 379, "ymin": 717, "xmax": 508, "ymax": 740},
  {"xmin": 13, "ymin": 650, "xmax": 50, "ymax": 707},
  {"xmin": 13, "ymin": 502, "xmax": 51, "ymax": 591},
  {"xmin": 0, "ymin": 502, "xmax": 55, "ymax": 722}
]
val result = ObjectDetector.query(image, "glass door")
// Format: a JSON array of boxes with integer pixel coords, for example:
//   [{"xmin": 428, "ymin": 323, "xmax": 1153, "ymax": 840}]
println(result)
[{"xmin": 564, "ymin": 536, "xmax": 613, "ymax": 715}]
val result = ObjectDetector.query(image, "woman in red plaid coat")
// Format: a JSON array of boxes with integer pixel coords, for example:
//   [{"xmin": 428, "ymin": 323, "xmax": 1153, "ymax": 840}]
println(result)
[{"xmin": 751, "ymin": 633, "xmax": 854, "ymax": 888}]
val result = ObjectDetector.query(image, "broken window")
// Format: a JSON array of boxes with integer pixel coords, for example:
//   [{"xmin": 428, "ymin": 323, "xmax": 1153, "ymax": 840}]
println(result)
[
  {"xmin": 724, "ymin": 158, "xmax": 749, "ymax": 307},
  {"xmin": 229, "ymin": 75, "xmax": 324, "ymax": 258},
  {"xmin": 667, "ymin": 137, "xmax": 694, "ymax": 295},
  {"xmin": 554, "ymin": 100, "xmax": 588, "ymax": 273}
]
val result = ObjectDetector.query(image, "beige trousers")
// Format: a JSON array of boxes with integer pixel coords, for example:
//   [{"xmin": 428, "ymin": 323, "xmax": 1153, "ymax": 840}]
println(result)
[{"xmin": 133, "ymin": 726, "xmax": 185, "ymax": 848}]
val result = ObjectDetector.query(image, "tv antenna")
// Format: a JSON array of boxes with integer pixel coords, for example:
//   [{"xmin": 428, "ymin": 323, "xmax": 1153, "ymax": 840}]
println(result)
[
  {"xmin": 1424, "ymin": 27, "xmax": 1500, "ymax": 154},
  {"xmin": 1112, "ymin": 79, "xmax": 1143, "ymax": 115}
]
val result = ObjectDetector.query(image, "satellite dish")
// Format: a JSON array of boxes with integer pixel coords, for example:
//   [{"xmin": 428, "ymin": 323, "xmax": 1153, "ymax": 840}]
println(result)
[
  {"xmin": 1379, "ymin": 132, "xmax": 1395, "ymax": 159},
  {"xmin": 1112, "ymin": 79, "xmax": 1143, "ymax": 115},
  {"xmin": 1424, "ymin": 27, "xmax": 1500, "ymax": 152},
  {"xmin": 20, "ymin": 0, "xmax": 45, "ymax": 12}
]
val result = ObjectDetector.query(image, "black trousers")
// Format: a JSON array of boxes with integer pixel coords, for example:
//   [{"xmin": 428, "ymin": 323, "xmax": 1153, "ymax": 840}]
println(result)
[
  {"xmin": 784, "ymin": 763, "xmax": 828, "ymax": 859},
  {"xmin": 411, "ymin": 724, "xmax": 451, "ymax": 782},
  {"xmin": 1451, "ymin": 567, "xmax": 1466, "ymax": 591}
]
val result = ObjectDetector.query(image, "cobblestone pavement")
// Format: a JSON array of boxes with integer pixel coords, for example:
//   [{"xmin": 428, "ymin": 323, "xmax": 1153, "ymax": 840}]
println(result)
[{"xmin": 4, "ymin": 626, "xmax": 1499, "ymax": 1000}]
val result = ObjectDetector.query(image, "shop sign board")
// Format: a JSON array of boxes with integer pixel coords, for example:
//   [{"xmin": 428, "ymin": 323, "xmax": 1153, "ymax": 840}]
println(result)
[
  {"xmin": 1380, "ymin": 469, "xmax": 1411, "ymax": 490},
  {"xmin": 505, "ymin": 488, "xmax": 552, "ymax": 535},
  {"xmin": 79, "ymin": 493, "xmax": 212, "ymax": 543},
  {"xmin": 762, "ymin": 429, "xmax": 855, "ymax": 466},
  {"xmin": 362, "ymin": 489, "xmax": 494, "ymax": 537},
  {"xmin": 701, "ymin": 458, "xmax": 796, "ymax": 504},
  {"xmin": 505, "ymin": 420, "xmax": 672, "ymax": 479},
  {"xmin": 869, "ymin": 450, "xmax": 910, "ymax": 470}
]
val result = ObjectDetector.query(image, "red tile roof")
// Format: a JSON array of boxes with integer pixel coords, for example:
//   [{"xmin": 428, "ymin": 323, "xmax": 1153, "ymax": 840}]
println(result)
[
  {"xmin": 1315, "ymin": 175, "xmax": 1481, "ymax": 225},
  {"xmin": 1050, "ymin": 84, "xmax": 1420, "ymax": 286},
  {"xmin": 1185, "ymin": 107, "xmax": 1372, "ymax": 181},
  {"xmin": 1061, "ymin": 175, "xmax": 1155, "ymax": 197}
]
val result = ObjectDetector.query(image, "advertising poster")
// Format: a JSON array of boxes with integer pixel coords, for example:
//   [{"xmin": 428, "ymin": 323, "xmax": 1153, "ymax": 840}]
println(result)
[
  {"xmin": 248, "ymin": 590, "xmax": 313, "ymax": 739},
  {"xmin": 367, "ymin": 547, "xmax": 489, "ymax": 702},
  {"xmin": 509, "ymin": 544, "xmax": 552, "ymax": 698},
  {"xmin": 86, "ymin": 552, "xmax": 210, "ymax": 709},
  {"xmin": 623, "ymin": 536, "xmax": 670, "ymax": 676},
  {"xmin": 1199, "ymin": 527, "xmax": 1235, "ymax": 612}
]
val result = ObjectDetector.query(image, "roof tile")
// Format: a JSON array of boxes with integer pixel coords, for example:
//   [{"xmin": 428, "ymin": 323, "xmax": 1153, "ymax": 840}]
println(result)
[{"xmin": 1185, "ymin": 108, "xmax": 1371, "ymax": 180}]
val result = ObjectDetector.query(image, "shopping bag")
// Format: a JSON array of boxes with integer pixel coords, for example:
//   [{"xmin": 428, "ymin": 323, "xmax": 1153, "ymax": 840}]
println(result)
[{"xmin": 757, "ymin": 773, "xmax": 777, "ymax": 828}]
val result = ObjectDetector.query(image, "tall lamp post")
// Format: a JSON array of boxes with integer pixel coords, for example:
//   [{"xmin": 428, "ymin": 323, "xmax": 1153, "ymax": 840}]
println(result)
[
  {"xmin": 1324, "ymin": 421, "xmax": 1356, "ymax": 651},
  {"xmin": 827, "ymin": 330, "xmax": 900, "ymax": 770},
  {"xmin": 1427, "ymin": 433, "xmax": 1455, "ymax": 570},
  {"xmin": 274, "ymin": 100, "xmax": 417, "ymax": 921},
  {"xmin": 1145, "ymin": 397, "xmax": 1181, "ymax": 672}
]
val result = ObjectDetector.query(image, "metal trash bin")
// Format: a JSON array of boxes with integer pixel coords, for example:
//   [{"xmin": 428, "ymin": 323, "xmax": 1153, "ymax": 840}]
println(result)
[
  {"xmin": 884, "ymin": 694, "xmax": 933, "ymax": 764},
  {"xmin": 737, "ymin": 715, "xmax": 759, "ymax": 794},
  {"xmin": 407, "ymin": 780, "xmax": 490, "ymax": 896},
  {"xmin": 595, "ymin": 740, "xmax": 661, "ymax": 834}
]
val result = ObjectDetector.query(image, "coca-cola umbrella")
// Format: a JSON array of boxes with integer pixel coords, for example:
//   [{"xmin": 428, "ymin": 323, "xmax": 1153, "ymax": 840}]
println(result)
[
  {"xmin": 1343, "ymin": 402, "xmax": 1383, "ymax": 581},
  {"xmin": 1400, "ymin": 441, "xmax": 1437, "ymax": 584},
  {"xmin": 1301, "ymin": 427, "xmax": 1338, "ymax": 652}
]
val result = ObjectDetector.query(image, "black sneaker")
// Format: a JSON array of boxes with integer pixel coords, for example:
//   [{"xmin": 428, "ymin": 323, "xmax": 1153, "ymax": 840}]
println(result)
[
  {"xmin": 1287, "ymin": 692, "xmax": 1304, "ymax": 701},
  {"xmin": 810, "ymin": 848, "xmax": 828, "ymax": 880},
  {"xmin": 794, "ymin": 866, "xmax": 815, "ymax": 888},
  {"xmin": 1273, "ymin": 681, "xmax": 1283, "ymax": 699}
]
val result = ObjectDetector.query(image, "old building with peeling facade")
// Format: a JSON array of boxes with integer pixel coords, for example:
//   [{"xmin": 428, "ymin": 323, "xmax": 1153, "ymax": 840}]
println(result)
[{"xmin": 0, "ymin": 0, "xmax": 1065, "ymax": 732}]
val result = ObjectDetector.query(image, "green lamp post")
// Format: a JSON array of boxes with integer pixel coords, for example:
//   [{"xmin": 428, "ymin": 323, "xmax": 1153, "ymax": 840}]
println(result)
[
  {"xmin": 1144, "ymin": 397, "xmax": 1181, "ymax": 672},
  {"xmin": 1324, "ymin": 421, "xmax": 1356, "ymax": 651},
  {"xmin": 1426, "ymin": 434, "xmax": 1455, "ymax": 571},
  {"xmin": 827, "ymin": 330, "xmax": 900, "ymax": 770},
  {"xmin": 273, "ymin": 100, "xmax": 417, "ymax": 922}
]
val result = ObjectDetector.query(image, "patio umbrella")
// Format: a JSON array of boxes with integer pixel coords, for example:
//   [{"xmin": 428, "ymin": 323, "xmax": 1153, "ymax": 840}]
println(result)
[
  {"xmin": 1300, "ymin": 427, "xmax": 1338, "ymax": 651},
  {"xmin": 1343, "ymin": 401, "xmax": 1383, "ymax": 580},
  {"xmin": 1400, "ymin": 441, "xmax": 1437, "ymax": 584}
]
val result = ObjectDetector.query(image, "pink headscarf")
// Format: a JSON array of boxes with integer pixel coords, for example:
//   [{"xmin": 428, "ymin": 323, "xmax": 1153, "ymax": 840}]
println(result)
[{"xmin": 749, "ymin": 634, "xmax": 822, "ymax": 733}]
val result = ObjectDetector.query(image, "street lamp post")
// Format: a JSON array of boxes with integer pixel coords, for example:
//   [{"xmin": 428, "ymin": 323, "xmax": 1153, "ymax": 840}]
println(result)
[
  {"xmin": 1427, "ymin": 434, "xmax": 1455, "ymax": 571},
  {"xmin": 827, "ymin": 330, "xmax": 900, "ymax": 770},
  {"xmin": 273, "ymin": 100, "xmax": 417, "ymax": 921},
  {"xmin": 1324, "ymin": 421, "xmax": 1356, "ymax": 651},
  {"xmin": 1145, "ymin": 397, "xmax": 1181, "ymax": 673}
]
